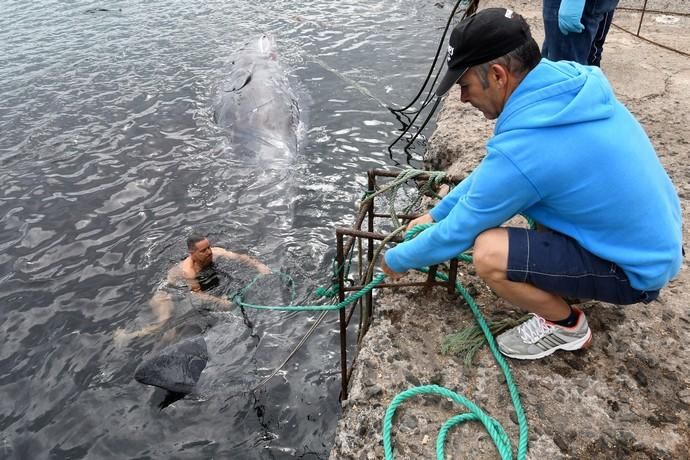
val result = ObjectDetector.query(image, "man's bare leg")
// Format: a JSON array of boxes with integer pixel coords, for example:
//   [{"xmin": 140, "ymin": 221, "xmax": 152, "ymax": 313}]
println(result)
[
  {"xmin": 150, "ymin": 290, "xmax": 174, "ymax": 323},
  {"xmin": 114, "ymin": 291, "xmax": 175, "ymax": 345},
  {"xmin": 472, "ymin": 228, "xmax": 572, "ymax": 321}
]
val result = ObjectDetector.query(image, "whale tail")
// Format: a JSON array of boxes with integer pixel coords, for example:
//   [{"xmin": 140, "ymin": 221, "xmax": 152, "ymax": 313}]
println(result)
[{"xmin": 134, "ymin": 336, "xmax": 209, "ymax": 394}]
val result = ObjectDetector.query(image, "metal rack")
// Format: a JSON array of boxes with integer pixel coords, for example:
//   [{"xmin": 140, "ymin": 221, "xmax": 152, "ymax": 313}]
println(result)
[{"xmin": 333, "ymin": 168, "xmax": 462, "ymax": 399}]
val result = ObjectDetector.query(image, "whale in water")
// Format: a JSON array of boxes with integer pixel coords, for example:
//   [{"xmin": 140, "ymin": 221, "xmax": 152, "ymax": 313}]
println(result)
[{"xmin": 214, "ymin": 35, "xmax": 300, "ymax": 161}]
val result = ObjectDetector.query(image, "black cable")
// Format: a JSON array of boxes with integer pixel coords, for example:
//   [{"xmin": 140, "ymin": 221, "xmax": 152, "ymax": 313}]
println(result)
[
  {"xmin": 387, "ymin": 0, "xmax": 479, "ymax": 157},
  {"xmin": 389, "ymin": 0, "xmax": 471, "ymax": 114},
  {"xmin": 403, "ymin": 97, "xmax": 441, "ymax": 155},
  {"xmin": 387, "ymin": 96, "xmax": 436, "ymax": 156}
]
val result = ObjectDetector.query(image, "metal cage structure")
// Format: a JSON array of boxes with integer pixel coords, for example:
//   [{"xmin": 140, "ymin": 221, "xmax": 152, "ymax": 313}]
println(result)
[{"xmin": 333, "ymin": 168, "xmax": 462, "ymax": 399}]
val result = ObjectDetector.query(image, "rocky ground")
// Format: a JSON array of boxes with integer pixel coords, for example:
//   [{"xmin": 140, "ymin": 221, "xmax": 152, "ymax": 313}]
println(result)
[{"xmin": 330, "ymin": 1, "xmax": 690, "ymax": 459}]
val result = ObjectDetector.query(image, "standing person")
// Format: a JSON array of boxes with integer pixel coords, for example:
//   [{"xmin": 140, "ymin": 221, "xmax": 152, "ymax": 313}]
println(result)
[
  {"xmin": 542, "ymin": 0, "xmax": 620, "ymax": 65},
  {"xmin": 381, "ymin": 8, "xmax": 682, "ymax": 360}
]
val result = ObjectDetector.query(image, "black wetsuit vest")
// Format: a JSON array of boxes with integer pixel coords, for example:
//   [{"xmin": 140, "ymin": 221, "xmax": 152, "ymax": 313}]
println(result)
[{"xmin": 197, "ymin": 263, "xmax": 221, "ymax": 292}]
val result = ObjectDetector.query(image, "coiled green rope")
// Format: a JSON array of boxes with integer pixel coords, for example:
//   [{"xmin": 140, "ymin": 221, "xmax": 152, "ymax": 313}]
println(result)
[
  {"xmin": 383, "ymin": 385, "xmax": 512, "ymax": 460},
  {"xmin": 381, "ymin": 224, "xmax": 528, "ymax": 460},
  {"xmin": 381, "ymin": 267, "xmax": 528, "ymax": 460}
]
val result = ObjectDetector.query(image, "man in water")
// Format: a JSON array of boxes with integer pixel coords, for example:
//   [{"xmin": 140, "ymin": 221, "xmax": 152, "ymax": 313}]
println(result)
[
  {"xmin": 171, "ymin": 233, "xmax": 271, "ymax": 298},
  {"xmin": 115, "ymin": 233, "xmax": 271, "ymax": 342}
]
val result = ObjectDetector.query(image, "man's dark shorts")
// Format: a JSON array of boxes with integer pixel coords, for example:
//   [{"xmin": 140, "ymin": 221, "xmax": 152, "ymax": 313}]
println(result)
[{"xmin": 506, "ymin": 228, "xmax": 659, "ymax": 305}]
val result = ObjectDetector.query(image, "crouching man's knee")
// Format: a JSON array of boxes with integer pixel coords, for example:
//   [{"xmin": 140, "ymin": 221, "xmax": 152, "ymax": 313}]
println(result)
[{"xmin": 472, "ymin": 228, "xmax": 509, "ymax": 283}]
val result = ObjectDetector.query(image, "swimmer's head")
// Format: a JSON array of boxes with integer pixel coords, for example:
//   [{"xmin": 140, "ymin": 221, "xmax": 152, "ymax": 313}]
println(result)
[
  {"xmin": 187, "ymin": 233, "xmax": 213, "ymax": 266},
  {"xmin": 187, "ymin": 233, "xmax": 207, "ymax": 250}
]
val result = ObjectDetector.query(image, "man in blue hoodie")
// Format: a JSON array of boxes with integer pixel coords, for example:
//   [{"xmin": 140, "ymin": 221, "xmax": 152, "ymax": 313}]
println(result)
[{"xmin": 381, "ymin": 8, "xmax": 682, "ymax": 360}]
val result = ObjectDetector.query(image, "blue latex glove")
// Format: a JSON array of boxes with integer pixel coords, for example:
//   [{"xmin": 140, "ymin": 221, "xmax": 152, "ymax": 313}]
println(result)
[{"xmin": 558, "ymin": 0, "xmax": 586, "ymax": 35}]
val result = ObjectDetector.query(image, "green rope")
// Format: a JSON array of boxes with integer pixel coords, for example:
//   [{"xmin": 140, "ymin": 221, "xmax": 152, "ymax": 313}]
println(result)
[
  {"xmin": 232, "ymin": 273, "xmax": 386, "ymax": 311},
  {"xmin": 234, "ymin": 267, "xmax": 529, "ymax": 458},
  {"xmin": 232, "ymin": 222, "xmax": 529, "ymax": 459},
  {"xmin": 381, "ymin": 268, "xmax": 528, "ymax": 460},
  {"xmin": 441, "ymin": 316, "xmax": 529, "ymax": 366},
  {"xmin": 386, "ymin": 223, "xmax": 528, "ymax": 459},
  {"xmin": 382, "ymin": 385, "xmax": 511, "ymax": 460}
]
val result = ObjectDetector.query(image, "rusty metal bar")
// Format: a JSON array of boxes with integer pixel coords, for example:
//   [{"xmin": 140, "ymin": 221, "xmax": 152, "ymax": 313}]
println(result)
[
  {"xmin": 370, "ymin": 168, "xmax": 461, "ymax": 184},
  {"xmin": 448, "ymin": 258, "xmax": 459, "ymax": 294},
  {"xmin": 336, "ymin": 231, "xmax": 348, "ymax": 401},
  {"xmin": 610, "ymin": 22, "xmax": 690, "ymax": 58},
  {"xmin": 637, "ymin": 0, "xmax": 649, "ymax": 36},
  {"xmin": 345, "ymin": 291, "xmax": 358, "ymax": 327},
  {"xmin": 335, "ymin": 168, "xmax": 467, "ymax": 400},
  {"xmin": 426, "ymin": 265, "xmax": 438, "ymax": 289},
  {"xmin": 336, "ymin": 227, "xmax": 404, "ymax": 242},
  {"xmin": 364, "ymin": 170, "xmax": 376, "ymax": 335}
]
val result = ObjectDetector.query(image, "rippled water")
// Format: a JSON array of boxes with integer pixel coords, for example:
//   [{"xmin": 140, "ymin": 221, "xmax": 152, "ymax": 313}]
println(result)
[{"xmin": 0, "ymin": 0, "xmax": 453, "ymax": 458}]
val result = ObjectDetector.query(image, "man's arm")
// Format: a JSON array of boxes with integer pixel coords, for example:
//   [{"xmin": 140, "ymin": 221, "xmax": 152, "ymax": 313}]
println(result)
[
  {"xmin": 211, "ymin": 247, "xmax": 272, "ymax": 274},
  {"xmin": 385, "ymin": 149, "xmax": 540, "ymax": 273}
]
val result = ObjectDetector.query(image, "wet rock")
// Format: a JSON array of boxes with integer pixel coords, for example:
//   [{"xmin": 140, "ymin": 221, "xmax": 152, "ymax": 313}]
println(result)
[
  {"xmin": 405, "ymin": 373, "xmax": 421, "ymax": 387},
  {"xmin": 365, "ymin": 385, "xmax": 383, "ymax": 398},
  {"xmin": 633, "ymin": 369, "xmax": 649, "ymax": 387},
  {"xmin": 678, "ymin": 388, "xmax": 690, "ymax": 405}
]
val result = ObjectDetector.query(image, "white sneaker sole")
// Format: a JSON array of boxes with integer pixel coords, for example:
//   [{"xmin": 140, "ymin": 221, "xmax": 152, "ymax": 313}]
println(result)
[{"xmin": 499, "ymin": 328, "xmax": 593, "ymax": 360}]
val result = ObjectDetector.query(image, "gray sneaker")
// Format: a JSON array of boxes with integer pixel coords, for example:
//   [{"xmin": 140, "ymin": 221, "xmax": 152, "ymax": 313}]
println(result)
[{"xmin": 496, "ymin": 308, "xmax": 592, "ymax": 360}]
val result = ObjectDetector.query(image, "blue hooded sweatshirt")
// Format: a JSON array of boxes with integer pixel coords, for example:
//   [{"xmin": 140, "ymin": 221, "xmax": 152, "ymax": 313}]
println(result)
[{"xmin": 385, "ymin": 59, "xmax": 682, "ymax": 291}]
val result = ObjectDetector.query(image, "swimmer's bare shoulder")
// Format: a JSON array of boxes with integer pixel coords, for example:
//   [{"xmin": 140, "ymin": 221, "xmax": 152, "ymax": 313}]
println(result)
[{"xmin": 168, "ymin": 259, "xmax": 201, "ymax": 291}]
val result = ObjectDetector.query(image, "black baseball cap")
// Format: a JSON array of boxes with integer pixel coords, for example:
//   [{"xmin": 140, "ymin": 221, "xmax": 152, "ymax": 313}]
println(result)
[{"xmin": 436, "ymin": 8, "xmax": 531, "ymax": 96}]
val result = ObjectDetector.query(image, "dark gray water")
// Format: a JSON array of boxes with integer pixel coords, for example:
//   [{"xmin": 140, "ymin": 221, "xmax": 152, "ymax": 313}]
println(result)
[{"xmin": 0, "ymin": 0, "xmax": 453, "ymax": 458}]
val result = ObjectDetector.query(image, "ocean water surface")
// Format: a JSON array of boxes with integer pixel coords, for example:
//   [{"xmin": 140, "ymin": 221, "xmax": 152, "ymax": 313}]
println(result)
[{"xmin": 0, "ymin": 0, "xmax": 455, "ymax": 458}]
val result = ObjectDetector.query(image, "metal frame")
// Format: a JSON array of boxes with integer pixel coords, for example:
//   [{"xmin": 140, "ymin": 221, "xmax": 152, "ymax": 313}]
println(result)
[
  {"xmin": 613, "ymin": 2, "xmax": 690, "ymax": 58},
  {"xmin": 334, "ymin": 168, "xmax": 461, "ymax": 400}
]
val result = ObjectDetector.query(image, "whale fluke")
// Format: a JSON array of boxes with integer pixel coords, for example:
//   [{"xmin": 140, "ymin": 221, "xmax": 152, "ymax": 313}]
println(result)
[{"xmin": 134, "ymin": 336, "xmax": 209, "ymax": 393}]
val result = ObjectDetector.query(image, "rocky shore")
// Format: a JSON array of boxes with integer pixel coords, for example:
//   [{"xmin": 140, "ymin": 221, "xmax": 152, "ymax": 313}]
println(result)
[{"xmin": 329, "ymin": 1, "xmax": 690, "ymax": 458}]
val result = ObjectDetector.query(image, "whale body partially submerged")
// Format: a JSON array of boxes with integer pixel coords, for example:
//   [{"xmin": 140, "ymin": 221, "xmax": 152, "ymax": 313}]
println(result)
[{"xmin": 215, "ymin": 35, "xmax": 300, "ymax": 160}]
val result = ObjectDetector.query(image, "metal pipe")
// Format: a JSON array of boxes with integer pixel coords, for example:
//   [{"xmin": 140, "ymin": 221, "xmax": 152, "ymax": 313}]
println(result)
[
  {"xmin": 364, "ymin": 170, "xmax": 376, "ymax": 335},
  {"xmin": 448, "ymin": 259, "xmax": 459, "ymax": 294},
  {"xmin": 637, "ymin": 0, "xmax": 649, "ymax": 36},
  {"xmin": 336, "ymin": 227, "xmax": 404, "ymax": 242},
  {"xmin": 370, "ymin": 168, "xmax": 461, "ymax": 184},
  {"xmin": 336, "ymin": 232, "xmax": 348, "ymax": 400}
]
